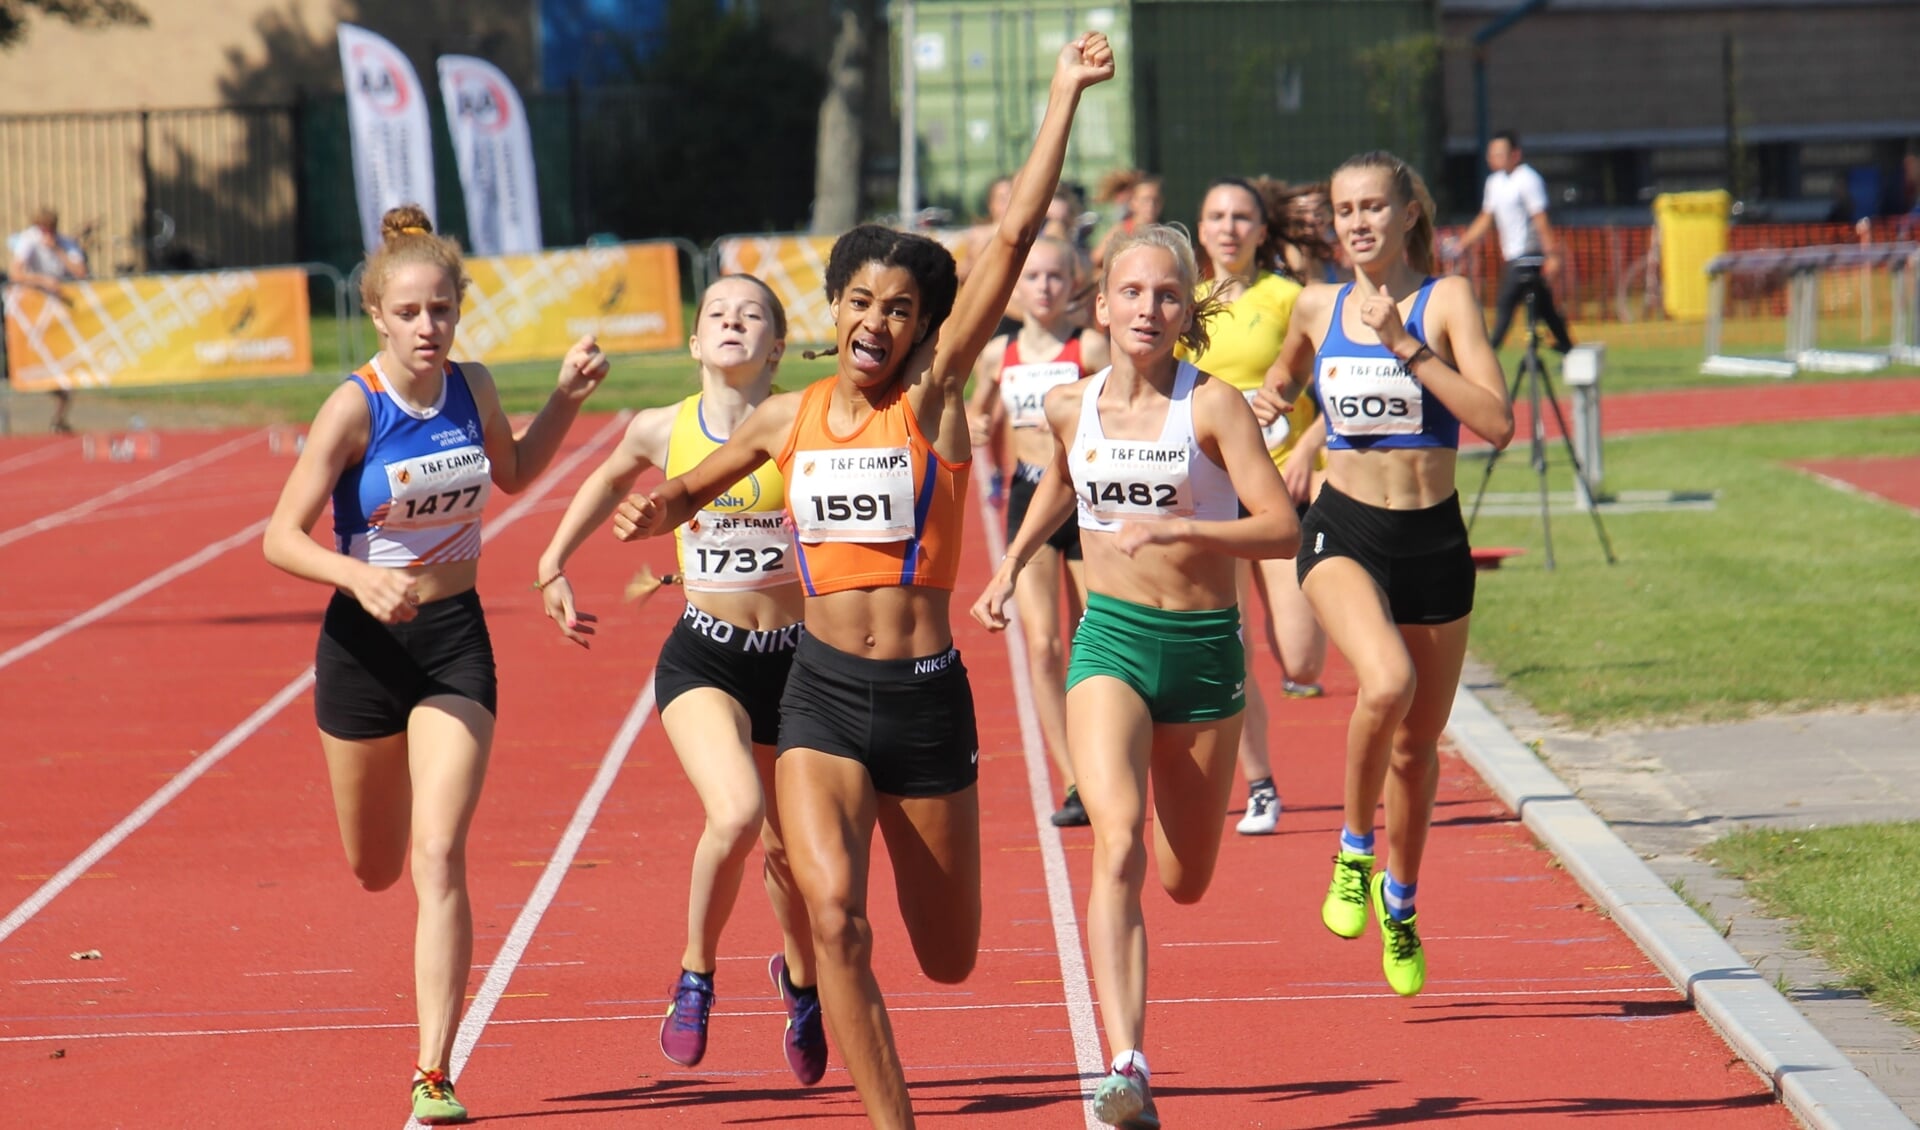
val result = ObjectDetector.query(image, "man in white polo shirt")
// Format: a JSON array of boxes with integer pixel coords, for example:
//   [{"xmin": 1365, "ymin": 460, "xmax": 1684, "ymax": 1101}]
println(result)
[
  {"xmin": 6, "ymin": 207, "xmax": 90, "ymax": 433},
  {"xmin": 1447, "ymin": 131, "xmax": 1574, "ymax": 354}
]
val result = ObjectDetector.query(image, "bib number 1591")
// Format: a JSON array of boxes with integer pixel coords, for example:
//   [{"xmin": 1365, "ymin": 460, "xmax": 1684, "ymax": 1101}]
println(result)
[{"xmin": 809, "ymin": 493, "xmax": 895, "ymax": 523}]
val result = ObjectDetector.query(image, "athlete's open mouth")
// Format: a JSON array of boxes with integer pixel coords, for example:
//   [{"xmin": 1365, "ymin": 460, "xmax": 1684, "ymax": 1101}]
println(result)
[{"xmin": 851, "ymin": 339, "xmax": 889, "ymax": 369}]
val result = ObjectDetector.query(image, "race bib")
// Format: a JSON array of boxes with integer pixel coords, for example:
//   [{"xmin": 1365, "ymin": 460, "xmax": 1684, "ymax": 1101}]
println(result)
[
  {"xmin": 378, "ymin": 445, "xmax": 492, "ymax": 531},
  {"xmin": 1243, "ymin": 388, "xmax": 1292, "ymax": 450},
  {"xmin": 787, "ymin": 446, "xmax": 917, "ymax": 543},
  {"xmin": 681, "ymin": 510, "xmax": 793, "ymax": 591},
  {"xmin": 1077, "ymin": 439, "xmax": 1194, "ymax": 522},
  {"xmin": 1001, "ymin": 361, "xmax": 1079, "ymax": 430},
  {"xmin": 1317, "ymin": 357, "xmax": 1423, "ymax": 437}
]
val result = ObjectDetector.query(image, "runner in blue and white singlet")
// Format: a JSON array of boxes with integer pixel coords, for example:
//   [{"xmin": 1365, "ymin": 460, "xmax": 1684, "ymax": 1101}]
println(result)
[{"xmin": 263, "ymin": 205, "xmax": 608, "ymax": 1124}]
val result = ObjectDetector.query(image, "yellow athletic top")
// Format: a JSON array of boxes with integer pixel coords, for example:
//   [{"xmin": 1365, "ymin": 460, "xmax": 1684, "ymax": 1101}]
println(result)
[
  {"xmin": 665, "ymin": 392, "xmax": 796, "ymax": 593},
  {"xmin": 1182, "ymin": 272, "xmax": 1319, "ymax": 472}
]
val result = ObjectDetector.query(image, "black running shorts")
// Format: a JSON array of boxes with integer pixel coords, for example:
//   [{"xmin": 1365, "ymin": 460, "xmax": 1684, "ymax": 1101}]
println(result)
[
  {"xmin": 653, "ymin": 603, "xmax": 800, "ymax": 747},
  {"xmin": 314, "ymin": 588, "xmax": 497, "ymax": 739},
  {"xmin": 777, "ymin": 633, "xmax": 980, "ymax": 797},
  {"xmin": 1296, "ymin": 482, "xmax": 1475, "ymax": 625},
  {"xmin": 1006, "ymin": 461, "xmax": 1081, "ymax": 560}
]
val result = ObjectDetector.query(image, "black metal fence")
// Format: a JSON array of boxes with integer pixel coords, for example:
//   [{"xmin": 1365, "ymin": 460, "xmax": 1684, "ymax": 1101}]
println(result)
[{"xmin": 1, "ymin": 83, "xmax": 819, "ymax": 279}]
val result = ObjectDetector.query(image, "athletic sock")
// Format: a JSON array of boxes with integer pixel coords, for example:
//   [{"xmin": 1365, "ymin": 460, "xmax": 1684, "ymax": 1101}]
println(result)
[
  {"xmin": 1248, "ymin": 776, "xmax": 1275, "ymax": 797},
  {"xmin": 1110, "ymin": 1049, "xmax": 1150, "ymax": 1080},
  {"xmin": 1340, "ymin": 827, "xmax": 1375, "ymax": 856},
  {"xmin": 779, "ymin": 962, "xmax": 816, "ymax": 998},
  {"xmin": 1383, "ymin": 874, "xmax": 1417, "ymax": 921}
]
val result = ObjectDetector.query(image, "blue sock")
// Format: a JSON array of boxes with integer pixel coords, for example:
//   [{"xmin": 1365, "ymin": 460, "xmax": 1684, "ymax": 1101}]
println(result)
[
  {"xmin": 1383, "ymin": 874, "xmax": 1417, "ymax": 921},
  {"xmin": 1340, "ymin": 827, "xmax": 1375, "ymax": 856}
]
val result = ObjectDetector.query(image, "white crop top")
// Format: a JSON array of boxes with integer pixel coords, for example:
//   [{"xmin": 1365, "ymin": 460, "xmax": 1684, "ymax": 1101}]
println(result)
[{"xmin": 1071, "ymin": 362, "xmax": 1238, "ymax": 534}]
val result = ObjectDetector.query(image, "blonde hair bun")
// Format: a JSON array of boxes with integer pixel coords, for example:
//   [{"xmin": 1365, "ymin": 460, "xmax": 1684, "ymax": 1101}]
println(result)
[{"xmin": 379, "ymin": 204, "xmax": 435, "ymax": 246}]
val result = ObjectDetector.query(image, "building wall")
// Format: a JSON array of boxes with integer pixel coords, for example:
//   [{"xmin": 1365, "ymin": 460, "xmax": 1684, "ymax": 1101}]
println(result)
[
  {"xmin": 0, "ymin": 0, "xmax": 538, "ymax": 113},
  {"xmin": 1438, "ymin": 3, "xmax": 1917, "ymax": 217}
]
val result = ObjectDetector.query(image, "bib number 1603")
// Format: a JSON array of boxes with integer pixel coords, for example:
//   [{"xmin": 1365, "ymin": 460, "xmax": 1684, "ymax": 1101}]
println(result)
[{"xmin": 810, "ymin": 494, "xmax": 895, "ymax": 523}]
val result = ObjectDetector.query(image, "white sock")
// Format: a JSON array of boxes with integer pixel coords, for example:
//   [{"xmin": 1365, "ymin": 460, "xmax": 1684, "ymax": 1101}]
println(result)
[{"xmin": 1110, "ymin": 1049, "xmax": 1149, "ymax": 1079}]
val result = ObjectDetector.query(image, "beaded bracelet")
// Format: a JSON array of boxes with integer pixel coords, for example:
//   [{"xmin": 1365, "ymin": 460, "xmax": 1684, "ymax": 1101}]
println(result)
[
  {"xmin": 531, "ymin": 572, "xmax": 564, "ymax": 592},
  {"xmin": 1400, "ymin": 344, "xmax": 1434, "ymax": 369}
]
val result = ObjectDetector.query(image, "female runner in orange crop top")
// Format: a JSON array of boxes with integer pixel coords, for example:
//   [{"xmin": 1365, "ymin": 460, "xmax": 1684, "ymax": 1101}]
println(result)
[{"xmin": 610, "ymin": 34, "xmax": 1115, "ymax": 1130}]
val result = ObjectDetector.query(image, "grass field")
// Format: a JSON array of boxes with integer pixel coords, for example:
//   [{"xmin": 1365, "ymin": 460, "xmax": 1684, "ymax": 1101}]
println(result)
[
  {"xmin": 1708, "ymin": 824, "xmax": 1920, "ymax": 1027},
  {"xmin": 33, "ymin": 304, "xmax": 1920, "ymax": 430},
  {"xmin": 1465, "ymin": 414, "xmax": 1920, "ymax": 729}
]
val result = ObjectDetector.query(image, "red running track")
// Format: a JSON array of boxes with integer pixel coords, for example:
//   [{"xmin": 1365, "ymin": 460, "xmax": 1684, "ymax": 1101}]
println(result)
[
  {"xmin": 1797, "ymin": 454, "xmax": 1920, "ymax": 514},
  {"xmin": 1, "ymin": 419, "xmax": 1798, "ymax": 1128},
  {"xmin": 1482, "ymin": 374, "xmax": 1920, "ymax": 444}
]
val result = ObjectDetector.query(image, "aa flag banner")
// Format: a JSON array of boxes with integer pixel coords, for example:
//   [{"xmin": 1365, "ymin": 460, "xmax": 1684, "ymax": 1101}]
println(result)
[
  {"xmin": 438, "ymin": 55, "xmax": 543, "ymax": 256},
  {"xmin": 339, "ymin": 24, "xmax": 436, "ymax": 252}
]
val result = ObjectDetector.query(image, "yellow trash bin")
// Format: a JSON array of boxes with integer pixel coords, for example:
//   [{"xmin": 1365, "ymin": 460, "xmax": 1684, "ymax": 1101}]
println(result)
[{"xmin": 1653, "ymin": 190, "xmax": 1731, "ymax": 321}]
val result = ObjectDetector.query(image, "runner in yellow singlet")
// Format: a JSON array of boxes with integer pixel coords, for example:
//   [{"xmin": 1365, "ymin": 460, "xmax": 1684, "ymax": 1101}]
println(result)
[
  {"xmin": 1183, "ymin": 176, "xmax": 1328, "ymax": 837},
  {"xmin": 533, "ymin": 275, "xmax": 826, "ymax": 1084}
]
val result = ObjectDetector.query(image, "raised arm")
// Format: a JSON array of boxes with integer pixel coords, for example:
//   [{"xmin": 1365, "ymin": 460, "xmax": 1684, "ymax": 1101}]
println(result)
[
  {"xmin": 930, "ymin": 33, "xmax": 1114, "ymax": 390},
  {"xmin": 468, "ymin": 336, "xmax": 609, "ymax": 494},
  {"xmin": 612, "ymin": 392, "xmax": 802, "ymax": 541}
]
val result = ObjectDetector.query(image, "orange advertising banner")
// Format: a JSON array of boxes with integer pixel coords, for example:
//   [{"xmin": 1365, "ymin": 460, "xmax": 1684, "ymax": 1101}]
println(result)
[
  {"xmin": 4, "ymin": 269, "xmax": 312, "ymax": 391},
  {"xmin": 453, "ymin": 242, "xmax": 684, "ymax": 363},
  {"xmin": 714, "ymin": 233, "xmax": 840, "ymax": 345}
]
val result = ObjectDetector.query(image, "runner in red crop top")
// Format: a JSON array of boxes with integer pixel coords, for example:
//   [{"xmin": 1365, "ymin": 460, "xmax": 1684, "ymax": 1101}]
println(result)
[{"xmin": 611, "ymin": 34, "xmax": 1115, "ymax": 1130}]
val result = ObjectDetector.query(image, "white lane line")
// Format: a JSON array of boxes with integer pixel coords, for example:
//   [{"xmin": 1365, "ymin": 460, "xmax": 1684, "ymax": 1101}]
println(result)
[
  {"xmin": 0, "ymin": 442, "xmax": 75, "ymax": 477},
  {"xmin": 973, "ymin": 482, "xmax": 1105, "ymax": 1128},
  {"xmin": 0, "ymin": 519, "xmax": 268, "ymax": 674},
  {"xmin": 0, "ymin": 413, "xmax": 633, "ymax": 949},
  {"xmin": 3, "ymin": 985, "xmax": 1683, "ymax": 1046},
  {"xmin": 411, "ymin": 681, "xmax": 656, "ymax": 1127},
  {"xmin": 0, "ymin": 673, "xmax": 316, "ymax": 945},
  {"xmin": 0, "ymin": 430, "xmax": 262, "ymax": 550}
]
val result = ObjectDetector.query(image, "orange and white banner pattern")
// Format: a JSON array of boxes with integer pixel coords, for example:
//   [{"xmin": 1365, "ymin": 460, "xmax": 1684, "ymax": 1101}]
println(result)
[
  {"xmin": 3, "ymin": 269, "xmax": 312, "ymax": 391},
  {"xmin": 714, "ymin": 234, "xmax": 841, "ymax": 346},
  {"xmin": 453, "ymin": 242, "xmax": 683, "ymax": 363}
]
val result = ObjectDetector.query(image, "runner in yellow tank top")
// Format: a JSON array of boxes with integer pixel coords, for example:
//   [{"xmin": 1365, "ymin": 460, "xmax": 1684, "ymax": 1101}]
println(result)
[
  {"xmin": 533, "ymin": 275, "xmax": 828, "ymax": 1086},
  {"xmin": 1183, "ymin": 176, "xmax": 1330, "ymax": 837}
]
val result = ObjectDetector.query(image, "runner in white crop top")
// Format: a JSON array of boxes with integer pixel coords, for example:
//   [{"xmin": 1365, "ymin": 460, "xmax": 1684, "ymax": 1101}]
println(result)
[
  {"xmin": 974, "ymin": 225, "xmax": 1298, "ymax": 1125},
  {"xmin": 1071, "ymin": 360, "xmax": 1238, "ymax": 533}
]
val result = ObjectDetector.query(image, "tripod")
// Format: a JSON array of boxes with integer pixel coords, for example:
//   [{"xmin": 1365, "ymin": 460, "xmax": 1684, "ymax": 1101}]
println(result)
[{"xmin": 1467, "ymin": 290, "xmax": 1616, "ymax": 569}]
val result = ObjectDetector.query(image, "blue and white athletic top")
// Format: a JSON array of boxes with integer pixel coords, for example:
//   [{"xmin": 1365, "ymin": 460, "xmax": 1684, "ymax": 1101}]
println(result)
[
  {"xmin": 331, "ymin": 359, "xmax": 493, "ymax": 567},
  {"xmin": 1311, "ymin": 278, "xmax": 1461, "ymax": 451}
]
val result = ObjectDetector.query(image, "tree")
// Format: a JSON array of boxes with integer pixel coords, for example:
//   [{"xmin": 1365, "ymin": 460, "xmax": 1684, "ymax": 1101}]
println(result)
[
  {"xmin": 810, "ymin": 0, "xmax": 876, "ymax": 233},
  {"xmin": 0, "ymin": 0, "xmax": 150, "ymax": 50}
]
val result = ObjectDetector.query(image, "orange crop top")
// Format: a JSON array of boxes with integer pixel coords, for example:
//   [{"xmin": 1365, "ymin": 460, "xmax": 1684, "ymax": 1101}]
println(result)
[{"xmin": 776, "ymin": 377, "xmax": 970, "ymax": 595}]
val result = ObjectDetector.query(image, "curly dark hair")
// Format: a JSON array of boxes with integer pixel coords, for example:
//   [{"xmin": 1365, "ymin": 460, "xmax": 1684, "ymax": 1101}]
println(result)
[{"xmin": 815, "ymin": 224, "xmax": 959, "ymax": 357}]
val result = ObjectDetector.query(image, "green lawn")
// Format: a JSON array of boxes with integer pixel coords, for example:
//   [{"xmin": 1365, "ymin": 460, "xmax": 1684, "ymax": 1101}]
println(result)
[
  {"xmin": 1708, "ymin": 824, "xmax": 1920, "ymax": 1027},
  {"xmin": 1465, "ymin": 415, "xmax": 1920, "ymax": 729}
]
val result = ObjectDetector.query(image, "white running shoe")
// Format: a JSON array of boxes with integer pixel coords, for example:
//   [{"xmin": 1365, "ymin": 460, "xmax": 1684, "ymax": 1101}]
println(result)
[{"xmin": 1235, "ymin": 787, "xmax": 1281, "ymax": 835}]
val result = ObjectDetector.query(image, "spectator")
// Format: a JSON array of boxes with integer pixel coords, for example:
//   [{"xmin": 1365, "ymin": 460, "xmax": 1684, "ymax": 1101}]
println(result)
[
  {"xmin": 7, "ymin": 207, "xmax": 89, "ymax": 433},
  {"xmin": 1446, "ymin": 131, "xmax": 1574, "ymax": 354}
]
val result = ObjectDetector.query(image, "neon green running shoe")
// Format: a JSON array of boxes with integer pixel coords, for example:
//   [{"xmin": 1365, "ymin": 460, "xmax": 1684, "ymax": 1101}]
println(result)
[
  {"xmin": 1371, "ymin": 871, "xmax": 1426, "ymax": 996},
  {"xmin": 411, "ymin": 1067, "xmax": 468, "ymax": 1124},
  {"xmin": 1321, "ymin": 851, "xmax": 1374, "ymax": 939}
]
